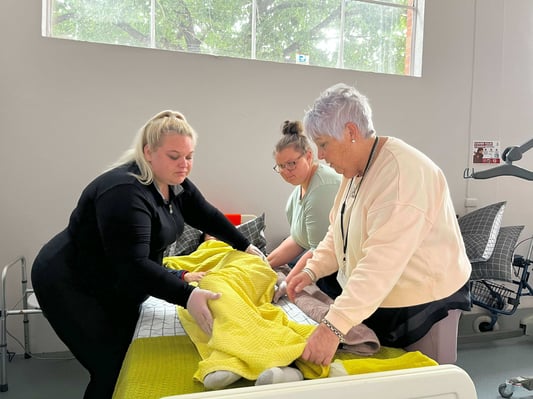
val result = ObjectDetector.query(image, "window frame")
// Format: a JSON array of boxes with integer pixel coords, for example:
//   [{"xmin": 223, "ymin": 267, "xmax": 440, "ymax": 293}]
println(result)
[{"xmin": 42, "ymin": 0, "xmax": 424, "ymax": 77}]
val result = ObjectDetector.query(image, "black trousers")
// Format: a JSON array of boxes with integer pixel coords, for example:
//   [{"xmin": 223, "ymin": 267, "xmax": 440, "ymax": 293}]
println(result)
[
  {"xmin": 31, "ymin": 231, "xmax": 140, "ymax": 399},
  {"xmin": 363, "ymin": 282, "xmax": 471, "ymax": 348},
  {"xmin": 316, "ymin": 272, "xmax": 343, "ymax": 300},
  {"xmin": 288, "ymin": 252, "xmax": 342, "ymax": 300}
]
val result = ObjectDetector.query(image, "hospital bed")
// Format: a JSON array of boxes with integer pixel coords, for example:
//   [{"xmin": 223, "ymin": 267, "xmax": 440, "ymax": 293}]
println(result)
[
  {"xmin": 113, "ymin": 295, "xmax": 476, "ymax": 399},
  {"xmin": 112, "ymin": 214, "xmax": 478, "ymax": 399}
]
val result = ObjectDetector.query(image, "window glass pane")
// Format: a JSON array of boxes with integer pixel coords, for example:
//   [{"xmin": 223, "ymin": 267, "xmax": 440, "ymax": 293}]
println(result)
[
  {"xmin": 157, "ymin": 0, "xmax": 251, "ymax": 56},
  {"xmin": 255, "ymin": 0, "xmax": 340, "ymax": 66},
  {"xmin": 343, "ymin": 1, "xmax": 410, "ymax": 75},
  {"xmin": 51, "ymin": 0, "xmax": 153, "ymax": 47}
]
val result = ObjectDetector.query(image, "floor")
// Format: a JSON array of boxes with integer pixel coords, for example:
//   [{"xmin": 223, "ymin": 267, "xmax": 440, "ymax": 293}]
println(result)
[
  {"xmin": 457, "ymin": 334, "xmax": 533, "ymax": 399},
  {"xmin": 0, "ymin": 352, "xmax": 87, "ymax": 399}
]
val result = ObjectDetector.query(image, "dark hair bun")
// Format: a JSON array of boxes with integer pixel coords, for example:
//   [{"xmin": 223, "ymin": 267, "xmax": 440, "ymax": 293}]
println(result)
[{"xmin": 281, "ymin": 120, "xmax": 303, "ymax": 136}]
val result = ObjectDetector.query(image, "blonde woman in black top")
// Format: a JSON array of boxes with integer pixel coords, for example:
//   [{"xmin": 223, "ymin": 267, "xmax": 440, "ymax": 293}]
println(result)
[{"xmin": 31, "ymin": 110, "xmax": 264, "ymax": 399}]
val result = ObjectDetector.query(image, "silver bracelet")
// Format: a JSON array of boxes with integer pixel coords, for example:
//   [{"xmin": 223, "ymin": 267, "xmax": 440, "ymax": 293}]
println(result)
[
  {"xmin": 302, "ymin": 267, "xmax": 317, "ymax": 283},
  {"xmin": 321, "ymin": 318, "xmax": 346, "ymax": 343}
]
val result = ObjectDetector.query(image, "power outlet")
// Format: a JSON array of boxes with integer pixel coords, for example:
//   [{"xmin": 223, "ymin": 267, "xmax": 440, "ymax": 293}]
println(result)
[{"xmin": 465, "ymin": 198, "xmax": 478, "ymax": 208}]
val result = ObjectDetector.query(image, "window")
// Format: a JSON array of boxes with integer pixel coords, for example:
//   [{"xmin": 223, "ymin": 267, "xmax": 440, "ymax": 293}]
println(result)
[{"xmin": 43, "ymin": 0, "xmax": 424, "ymax": 76}]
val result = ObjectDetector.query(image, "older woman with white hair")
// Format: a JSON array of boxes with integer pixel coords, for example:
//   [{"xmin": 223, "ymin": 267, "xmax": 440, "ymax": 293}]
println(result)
[{"xmin": 286, "ymin": 83, "xmax": 471, "ymax": 366}]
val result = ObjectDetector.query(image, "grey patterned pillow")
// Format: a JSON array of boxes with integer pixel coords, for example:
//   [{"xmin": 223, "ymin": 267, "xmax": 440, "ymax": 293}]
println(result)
[
  {"xmin": 458, "ymin": 201, "xmax": 506, "ymax": 262},
  {"xmin": 471, "ymin": 225, "xmax": 524, "ymax": 282},
  {"xmin": 164, "ymin": 223, "xmax": 203, "ymax": 257},
  {"xmin": 164, "ymin": 213, "xmax": 267, "ymax": 257},
  {"xmin": 237, "ymin": 213, "xmax": 267, "ymax": 254}
]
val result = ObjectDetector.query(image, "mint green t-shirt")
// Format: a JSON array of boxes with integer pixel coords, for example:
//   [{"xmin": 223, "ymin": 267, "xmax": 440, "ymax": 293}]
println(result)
[{"xmin": 286, "ymin": 163, "xmax": 341, "ymax": 250}]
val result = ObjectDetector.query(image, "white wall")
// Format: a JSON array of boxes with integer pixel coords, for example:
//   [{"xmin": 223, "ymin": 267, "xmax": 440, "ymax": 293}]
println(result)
[
  {"xmin": 1, "ymin": 0, "xmax": 531, "ymax": 353},
  {"xmin": 466, "ymin": 0, "xmax": 533, "ymax": 243}
]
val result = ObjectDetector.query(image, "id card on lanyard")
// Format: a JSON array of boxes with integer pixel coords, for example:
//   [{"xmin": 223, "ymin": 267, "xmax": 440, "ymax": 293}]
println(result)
[
  {"xmin": 338, "ymin": 191, "xmax": 356, "ymax": 288},
  {"xmin": 338, "ymin": 137, "xmax": 379, "ymax": 288}
]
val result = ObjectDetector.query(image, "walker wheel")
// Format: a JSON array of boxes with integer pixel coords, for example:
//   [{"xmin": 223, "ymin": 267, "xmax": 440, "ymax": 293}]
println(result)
[
  {"xmin": 499, "ymin": 383, "xmax": 514, "ymax": 398},
  {"xmin": 479, "ymin": 321, "xmax": 493, "ymax": 332}
]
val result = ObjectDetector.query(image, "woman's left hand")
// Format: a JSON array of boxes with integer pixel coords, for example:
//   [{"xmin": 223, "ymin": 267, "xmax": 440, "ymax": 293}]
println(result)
[
  {"xmin": 184, "ymin": 271, "xmax": 206, "ymax": 283},
  {"xmin": 301, "ymin": 323, "xmax": 339, "ymax": 366}
]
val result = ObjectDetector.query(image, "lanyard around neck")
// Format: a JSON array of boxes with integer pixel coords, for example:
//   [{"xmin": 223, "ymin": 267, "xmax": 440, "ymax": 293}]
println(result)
[{"xmin": 340, "ymin": 136, "xmax": 379, "ymax": 263}]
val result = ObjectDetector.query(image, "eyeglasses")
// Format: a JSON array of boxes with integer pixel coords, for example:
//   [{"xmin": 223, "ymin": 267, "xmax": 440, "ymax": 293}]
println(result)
[{"xmin": 273, "ymin": 154, "xmax": 304, "ymax": 173}]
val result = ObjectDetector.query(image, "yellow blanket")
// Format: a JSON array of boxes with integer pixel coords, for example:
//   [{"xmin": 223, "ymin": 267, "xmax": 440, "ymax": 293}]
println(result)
[
  {"xmin": 165, "ymin": 241, "xmax": 437, "ymax": 384},
  {"xmin": 166, "ymin": 240, "xmax": 322, "ymax": 381}
]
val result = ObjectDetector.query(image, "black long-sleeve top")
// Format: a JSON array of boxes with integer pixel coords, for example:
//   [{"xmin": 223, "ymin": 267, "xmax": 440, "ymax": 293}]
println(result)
[{"xmin": 65, "ymin": 162, "xmax": 250, "ymax": 307}]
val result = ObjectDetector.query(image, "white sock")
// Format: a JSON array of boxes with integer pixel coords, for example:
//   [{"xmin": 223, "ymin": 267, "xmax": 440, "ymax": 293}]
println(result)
[
  {"xmin": 255, "ymin": 366, "xmax": 303, "ymax": 386},
  {"xmin": 328, "ymin": 361, "xmax": 348, "ymax": 377},
  {"xmin": 203, "ymin": 370, "xmax": 242, "ymax": 390}
]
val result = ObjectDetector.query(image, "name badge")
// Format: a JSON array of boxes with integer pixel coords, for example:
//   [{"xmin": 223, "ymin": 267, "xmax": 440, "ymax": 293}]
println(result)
[{"xmin": 338, "ymin": 267, "xmax": 348, "ymax": 287}]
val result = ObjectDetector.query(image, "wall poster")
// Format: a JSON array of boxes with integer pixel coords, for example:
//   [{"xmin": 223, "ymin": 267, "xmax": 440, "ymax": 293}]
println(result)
[{"xmin": 472, "ymin": 140, "xmax": 501, "ymax": 164}]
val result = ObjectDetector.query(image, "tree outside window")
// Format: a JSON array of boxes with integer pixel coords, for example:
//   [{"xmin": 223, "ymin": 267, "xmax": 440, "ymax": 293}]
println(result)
[{"xmin": 44, "ymin": 0, "xmax": 424, "ymax": 77}]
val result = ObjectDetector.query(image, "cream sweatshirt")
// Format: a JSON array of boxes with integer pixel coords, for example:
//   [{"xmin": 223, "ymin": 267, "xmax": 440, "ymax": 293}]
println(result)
[{"xmin": 306, "ymin": 137, "xmax": 471, "ymax": 335}]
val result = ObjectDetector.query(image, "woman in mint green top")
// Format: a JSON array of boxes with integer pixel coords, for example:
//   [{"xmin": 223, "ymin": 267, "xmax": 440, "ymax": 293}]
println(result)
[{"xmin": 268, "ymin": 120, "xmax": 342, "ymax": 298}]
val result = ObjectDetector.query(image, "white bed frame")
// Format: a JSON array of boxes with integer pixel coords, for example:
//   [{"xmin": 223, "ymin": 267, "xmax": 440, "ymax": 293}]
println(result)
[{"xmin": 164, "ymin": 364, "xmax": 477, "ymax": 399}]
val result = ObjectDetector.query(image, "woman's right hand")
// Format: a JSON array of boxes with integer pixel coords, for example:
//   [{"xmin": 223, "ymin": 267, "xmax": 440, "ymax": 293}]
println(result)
[
  {"xmin": 285, "ymin": 250, "xmax": 313, "ymax": 283},
  {"xmin": 186, "ymin": 288, "xmax": 221, "ymax": 336},
  {"xmin": 286, "ymin": 271, "xmax": 312, "ymax": 302}
]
